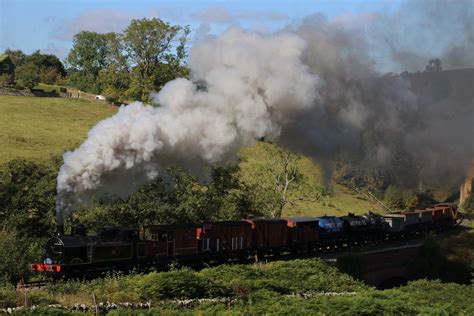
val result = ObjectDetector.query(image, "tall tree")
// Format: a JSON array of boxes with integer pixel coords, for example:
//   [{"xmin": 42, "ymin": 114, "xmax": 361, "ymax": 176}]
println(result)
[
  {"xmin": 4, "ymin": 48, "xmax": 26, "ymax": 67},
  {"xmin": 122, "ymin": 18, "xmax": 189, "ymax": 102},
  {"xmin": 241, "ymin": 143, "xmax": 326, "ymax": 218},
  {"xmin": 67, "ymin": 31, "xmax": 112, "ymax": 93}
]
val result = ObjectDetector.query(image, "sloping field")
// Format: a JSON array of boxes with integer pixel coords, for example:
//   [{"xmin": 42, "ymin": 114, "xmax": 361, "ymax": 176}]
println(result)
[
  {"xmin": 0, "ymin": 96, "xmax": 117, "ymax": 163},
  {"xmin": 0, "ymin": 95, "xmax": 382, "ymax": 216},
  {"xmin": 239, "ymin": 142, "xmax": 384, "ymax": 216}
]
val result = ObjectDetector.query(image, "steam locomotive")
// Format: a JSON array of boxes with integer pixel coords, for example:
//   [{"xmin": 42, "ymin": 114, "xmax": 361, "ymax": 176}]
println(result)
[{"xmin": 31, "ymin": 203, "xmax": 458, "ymax": 277}]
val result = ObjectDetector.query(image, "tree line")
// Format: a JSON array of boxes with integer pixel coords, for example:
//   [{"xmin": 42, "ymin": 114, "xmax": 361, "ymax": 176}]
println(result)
[{"xmin": 0, "ymin": 18, "xmax": 189, "ymax": 103}]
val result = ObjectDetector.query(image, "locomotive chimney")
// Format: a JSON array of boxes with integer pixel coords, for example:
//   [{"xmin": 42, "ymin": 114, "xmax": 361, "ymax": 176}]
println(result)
[{"xmin": 56, "ymin": 224, "xmax": 64, "ymax": 236}]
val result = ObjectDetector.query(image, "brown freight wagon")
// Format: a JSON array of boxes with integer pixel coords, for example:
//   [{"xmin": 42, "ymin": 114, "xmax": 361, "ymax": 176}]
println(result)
[
  {"xmin": 285, "ymin": 217, "xmax": 319, "ymax": 248},
  {"xmin": 244, "ymin": 219, "xmax": 288, "ymax": 250},
  {"xmin": 141, "ymin": 224, "xmax": 200, "ymax": 259},
  {"xmin": 401, "ymin": 212, "xmax": 420, "ymax": 231},
  {"xmin": 415, "ymin": 209, "xmax": 433, "ymax": 228},
  {"xmin": 435, "ymin": 203, "xmax": 458, "ymax": 219},
  {"xmin": 200, "ymin": 221, "xmax": 252, "ymax": 255},
  {"xmin": 430, "ymin": 207, "xmax": 445, "ymax": 222}
]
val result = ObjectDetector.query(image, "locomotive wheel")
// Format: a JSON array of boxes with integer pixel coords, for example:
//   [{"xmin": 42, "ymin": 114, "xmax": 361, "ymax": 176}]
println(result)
[{"xmin": 70, "ymin": 258, "xmax": 83, "ymax": 264}]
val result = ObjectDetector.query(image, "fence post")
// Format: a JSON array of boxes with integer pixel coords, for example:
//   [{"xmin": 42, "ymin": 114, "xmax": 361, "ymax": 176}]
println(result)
[{"xmin": 92, "ymin": 292, "xmax": 98, "ymax": 316}]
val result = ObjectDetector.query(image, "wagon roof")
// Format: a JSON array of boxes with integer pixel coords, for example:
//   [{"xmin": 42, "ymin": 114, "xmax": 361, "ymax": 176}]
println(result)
[{"xmin": 284, "ymin": 217, "xmax": 319, "ymax": 223}]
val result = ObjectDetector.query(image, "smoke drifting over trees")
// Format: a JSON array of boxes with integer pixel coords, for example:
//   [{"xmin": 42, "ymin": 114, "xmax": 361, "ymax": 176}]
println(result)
[{"xmin": 57, "ymin": 0, "xmax": 474, "ymax": 221}]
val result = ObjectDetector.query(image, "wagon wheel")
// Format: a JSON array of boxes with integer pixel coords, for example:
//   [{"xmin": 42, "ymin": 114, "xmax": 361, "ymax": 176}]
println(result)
[{"xmin": 70, "ymin": 258, "xmax": 83, "ymax": 264}]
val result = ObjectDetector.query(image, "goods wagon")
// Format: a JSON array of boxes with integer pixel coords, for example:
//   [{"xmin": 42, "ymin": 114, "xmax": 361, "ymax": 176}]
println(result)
[
  {"xmin": 141, "ymin": 224, "xmax": 200, "ymax": 258},
  {"xmin": 285, "ymin": 217, "xmax": 319, "ymax": 249},
  {"xmin": 200, "ymin": 220, "xmax": 252, "ymax": 255},
  {"xmin": 382, "ymin": 214, "xmax": 405, "ymax": 234},
  {"xmin": 416, "ymin": 209, "xmax": 433, "ymax": 228},
  {"xmin": 245, "ymin": 219, "xmax": 288, "ymax": 250},
  {"xmin": 401, "ymin": 212, "xmax": 420, "ymax": 231}
]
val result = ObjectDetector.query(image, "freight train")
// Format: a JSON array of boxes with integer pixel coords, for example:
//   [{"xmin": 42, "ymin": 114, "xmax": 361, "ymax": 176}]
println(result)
[{"xmin": 31, "ymin": 203, "xmax": 458, "ymax": 277}]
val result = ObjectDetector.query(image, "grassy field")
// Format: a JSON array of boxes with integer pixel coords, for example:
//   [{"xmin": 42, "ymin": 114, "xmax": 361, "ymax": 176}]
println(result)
[
  {"xmin": 0, "ymin": 95, "xmax": 382, "ymax": 216},
  {"xmin": 0, "ymin": 95, "xmax": 116, "ymax": 163}
]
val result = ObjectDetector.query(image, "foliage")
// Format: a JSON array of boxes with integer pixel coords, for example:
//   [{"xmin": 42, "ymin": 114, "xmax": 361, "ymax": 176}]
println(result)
[
  {"xmin": 67, "ymin": 31, "xmax": 112, "ymax": 93},
  {"xmin": 383, "ymin": 185, "xmax": 404, "ymax": 211},
  {"xmin": 0, "ymin": 231, "xmax": 41, "ymax": 284},
  {"xmin": 71, "ymin": 164, "xmax": 264, "ymax": 232},
  {"xmin": 462, "ymin": 190, "xmax": 474, "ymax": 214},
  {"xmin": 240, "ymin": 143, "xmax": 327, "ymax": 218},
  {"xmin": 404, "ymin": 190, "xmax": 438, "ymax": 210},
  {"xmin": 15, "ymin": 63, "xmax": 40, "ymax": 89},
  {"xmin": 23, "ymin": 51, "xmax": 66, "ymax": 84},
  {"xmin": 137, "ymin": 269, "xmax": 221, "ymax": 300},
  {"xmin": 9, "ymin": 260, "xmax": 474, "ymax": 314},
  {"xmin": 0, "ymin": 284, "xmax": 16, "ymax": 308},
  {"xmin": 122, "ymin": 18, "xmax": 189, "ymax": 102},
  {"xmin": 0, "ymin": 159, "xmax": 58, "ymax": 237},
  {"xmin": 0, "ymin": 74, "xmax": 13, "ymax": 87},
  {"xmin": 67, "ymin": 18, "xmax": 189, "ymax": 102},
  {"xmin": 3, "ymin": 48, "xmax": 26, "ymax": 67}
]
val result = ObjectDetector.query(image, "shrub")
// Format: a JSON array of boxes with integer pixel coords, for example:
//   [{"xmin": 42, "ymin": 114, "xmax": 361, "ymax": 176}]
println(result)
[
  {"xmin": 15, "ymin": 63, "xmax": 40, "ymax": 89},
  {"xmin": 26, "ymin": 290, "xmax": 58, "ymax": 305},
  {"xmin": 383, "ymin": 185, "xmax": 404, "ymax": 210},
  {"xmin": 138, "ymin": 269, "xmax": 216, "ymax": 300},
  {"xmin": 462, "ymin": 191, "xmax": 474, "ymax": 214},
  {"xmin": 0, "ymin": 284, "xmax": 16, "ymax": 308}
]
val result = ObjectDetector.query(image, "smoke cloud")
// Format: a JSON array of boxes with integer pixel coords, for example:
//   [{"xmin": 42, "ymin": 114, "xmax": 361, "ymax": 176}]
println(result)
[
  {"xmin": 56, "ymin": 28, "xmax": 320, "ymax": 222},
  {"xmin": 57, "ymin": 0, "xmax": 474, "ymax": 222}
]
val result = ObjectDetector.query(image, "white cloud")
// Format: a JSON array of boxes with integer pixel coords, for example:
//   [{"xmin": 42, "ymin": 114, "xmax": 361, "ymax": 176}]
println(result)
[
  {"xmin": 191, "ymin": 7, "xmax": 288, "ymax": 24},
  {"xmin": 55, "ymin": 9, "xmax": 162, "ymax": 40}
]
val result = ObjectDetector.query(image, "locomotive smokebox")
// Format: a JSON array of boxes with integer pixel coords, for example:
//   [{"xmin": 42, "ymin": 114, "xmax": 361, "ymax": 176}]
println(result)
[{"xmin": 56, "ymin": 224, "xmax": 64, "ymax": 236}]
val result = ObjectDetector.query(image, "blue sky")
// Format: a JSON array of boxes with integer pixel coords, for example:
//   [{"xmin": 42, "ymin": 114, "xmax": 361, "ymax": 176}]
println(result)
[{"xmin": 0, "ymin": 0, "xmax": 402, "ymax": 59}]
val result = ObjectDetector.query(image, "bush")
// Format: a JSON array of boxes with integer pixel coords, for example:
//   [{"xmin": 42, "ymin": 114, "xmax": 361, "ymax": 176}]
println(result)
[
  {"xmin": 45, "ymin": 279, "xmax": 83, "ymax": 295},
  {"xmin": 0, "ymin": 284, "xmax": 16, "ymax": 308},
  {"xmin": 138, "ymin": 269, "xmax": 217, "ymax": 300},
  {"xmin": 26, "ymin": 291, "xmax": 58, "ymax": 305},
  {"xmin": 0, "ymin": 231, "xmax": 32, "ymax": 284},
  {"xmin": 383, "ymin": 185, "xmax": 404, "ymax": 210},
  {"xmin": 0, "ymin": 74, "xmax": 13, "ymax": 87},
  {"xmin": 462, "ymin": 191, "xmax": 474, "ymax": 214},
  {"xmin": 15, "ymin": 63, "xmax": 40, "ymax": 89}
]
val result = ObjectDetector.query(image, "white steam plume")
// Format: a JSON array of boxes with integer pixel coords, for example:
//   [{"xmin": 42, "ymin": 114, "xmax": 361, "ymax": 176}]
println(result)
[{"xmin": 56, "ymin": 28, "xmax": 320, "ymax": 222}]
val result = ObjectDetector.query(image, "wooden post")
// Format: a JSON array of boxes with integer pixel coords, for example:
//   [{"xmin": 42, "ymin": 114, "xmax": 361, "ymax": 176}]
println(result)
[
  {"xmin": 24, "ymin": 292, "xmax": 28, "ymax": 308},
  {"xmin": 92, "ymin": 292, "xmax": 98, "ymax": 316}
]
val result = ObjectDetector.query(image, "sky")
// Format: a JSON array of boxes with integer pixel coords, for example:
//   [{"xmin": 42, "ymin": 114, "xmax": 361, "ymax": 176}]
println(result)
[{"xmin": 0, "ymin": 0, "xmax": 403, "ymax": 60}]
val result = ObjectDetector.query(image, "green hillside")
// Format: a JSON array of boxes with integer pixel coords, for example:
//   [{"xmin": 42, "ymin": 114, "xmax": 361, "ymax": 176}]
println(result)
[
  {"xmin": 0, "ymin": 96, "xmax": 117, "ymax": 163},
  {"xmin": 239, "ymin": 143, "xmax": 384, "ymax": 216},
  {"xmin": 0, "ymin": 95, "xmax": 382, "ymax": 216}
]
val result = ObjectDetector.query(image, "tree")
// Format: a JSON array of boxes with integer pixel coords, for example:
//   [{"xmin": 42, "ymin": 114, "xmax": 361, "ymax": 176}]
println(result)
[
  {"xmin": 404, "ymin": 190, "xmax": 438, "ymax": 211},
  {"xmin": 67, "ymin": 31, "xmax": 112, "ymax": 93},
  {"xmin": 383, "ymin": 185, "xmax": 404, "ymax": 210},
  {"xmin": 14, "ymin": 63, "xmax": 40, "ymax": 89},
  {"xmin": 24, "ymin": 51, "xmax": 66, "ymax": 78},
  {"xmin": 0, "ymin": 159, "xmax": 57, "ymax": 237},
  {"xmin": 3, "ymin": 48, "xmax": 26, "ymax": 67},
  {"xmin": 243, "ymin": 144, "xmax": 325, "ymax": 218},
  {"xmin": 0, "ymin": 55, "xmax": 15, "ymax": 85},
  {"xmin": 122, "ymin": 18, "xmax": 189, "ymax": 102}
]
